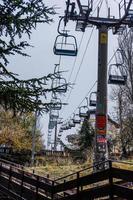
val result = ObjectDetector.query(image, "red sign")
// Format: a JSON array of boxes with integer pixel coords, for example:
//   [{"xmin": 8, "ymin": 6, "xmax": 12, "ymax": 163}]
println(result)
[
  {"xmin": 97, "ymin": 137, "xmax": 107, "ymax": 143},
  {"xmin": 96, "ymin": 115, "xmax": 106, "ymax": 130}
]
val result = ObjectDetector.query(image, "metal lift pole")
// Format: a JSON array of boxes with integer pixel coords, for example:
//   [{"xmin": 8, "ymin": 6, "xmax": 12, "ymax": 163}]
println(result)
[
  {"xmin": 54, "ymin": 121, "xmax": 58, "ymax": 151},
  {"xmin": 94, "ymin": 25, "xmax": 108, "ymax": 170}
]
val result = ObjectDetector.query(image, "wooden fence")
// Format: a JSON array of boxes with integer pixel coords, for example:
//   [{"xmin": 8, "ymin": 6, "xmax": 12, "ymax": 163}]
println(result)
[{"xmin": 0, "ymin": 159, "xmax": 132, "ymax": 200}]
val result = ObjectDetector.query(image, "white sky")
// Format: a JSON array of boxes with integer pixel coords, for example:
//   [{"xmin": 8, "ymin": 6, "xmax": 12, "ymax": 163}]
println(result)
[{"xmin": 7, "ymin": 0, "xmax": 124, "ymax": 147}]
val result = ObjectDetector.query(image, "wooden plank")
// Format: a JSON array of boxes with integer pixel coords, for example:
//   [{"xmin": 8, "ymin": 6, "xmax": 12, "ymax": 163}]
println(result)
[
  {"xmin": 0, "ymin": 175, "xmax": 49, "ymax": 200},
  {"xmin": 58, "ymin": 184, "xmax": 110, "ymax": 200},
  {"xmin": 112, "ymin": 167, "xmax": 133, "ymax": 182},
  {"xmin": 0, "ymin": 184, "xmax": 23, "ymax": 200},
  {"xmin": 0, "ymin": 165, "xmax": 53, "ymax": 193},
  {"xmin": 113, "ymin": 184, "xmax": 133, "ymax": 200},
  {"xmin": 54, "ymin": 169, "xmax": 110, "ymax": 193}
]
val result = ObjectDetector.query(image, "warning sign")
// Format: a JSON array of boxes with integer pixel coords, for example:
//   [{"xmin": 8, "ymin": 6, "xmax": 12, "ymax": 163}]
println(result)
[
  {"xmin": 96, "ymin": 115, "xmax": 106, "ymax": 130},
  {"xmin": 97, "ymin": 129, "xmax": 106, "ymax": 135},
  {"xmin": 100, "ymin": 33, "xmax": 107, "ymax": 44},
  {"xmin": 97, "ymin": 136, "xmax": 107, "ymax": 143}
]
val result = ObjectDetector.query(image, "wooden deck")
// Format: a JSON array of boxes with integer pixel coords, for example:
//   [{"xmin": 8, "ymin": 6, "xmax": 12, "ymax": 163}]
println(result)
[{"xmin": 0, "ymin": 159, "xmax": 132, "ymax": 199}]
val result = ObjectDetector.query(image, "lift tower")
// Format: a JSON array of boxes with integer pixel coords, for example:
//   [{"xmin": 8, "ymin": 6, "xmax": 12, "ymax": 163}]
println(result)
[{"xmin": 60, "ymin": 0, "xmax": 133, "ymax": 170}]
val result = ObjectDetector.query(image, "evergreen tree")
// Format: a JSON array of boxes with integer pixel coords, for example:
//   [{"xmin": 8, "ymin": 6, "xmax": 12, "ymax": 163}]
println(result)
[
  {"xmin": 78, "ymin": 118, "xmax": 95, "ymax": 153},
  {"xmin": 0, "ymin": 0, "xmax": 59, "ymax": 114}
]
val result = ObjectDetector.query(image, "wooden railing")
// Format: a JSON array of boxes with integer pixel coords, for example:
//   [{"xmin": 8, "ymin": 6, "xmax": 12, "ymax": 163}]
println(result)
[{"xmin": 0, "ymin": 159, "xmax": 132, "ymax": 200}]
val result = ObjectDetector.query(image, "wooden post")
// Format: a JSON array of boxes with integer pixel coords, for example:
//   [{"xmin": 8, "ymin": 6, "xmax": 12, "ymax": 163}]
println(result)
[
  {"xmin": 51, "ymin": 181, "xmax": 55, "ymax": 200},
  {"xmin": 20, "ymin": 170, "xmax": 24, "ymax": 198},
  {"xmin": 77, "ymin": 172, "xmax": 80, "ymax": 194},
  {"xmin": 35, "ymin": 176, "xmax": 39, "ymax": 200},
  {"xmin": 8, "ymin": 166, "xmax": 12, "ymax": 190},
  {"xmin": 64, "ymin": 180, "xmax": 66, "ymax": 197},
  {"xmin": 109, "ymin": 160, "xmax": 113, "ymax": 200}
]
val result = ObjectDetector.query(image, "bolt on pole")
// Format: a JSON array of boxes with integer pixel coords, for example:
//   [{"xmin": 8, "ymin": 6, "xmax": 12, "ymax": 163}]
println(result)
[{"xmin": 94, "ymin": 25, "xmax": 108, "ymax": 170}]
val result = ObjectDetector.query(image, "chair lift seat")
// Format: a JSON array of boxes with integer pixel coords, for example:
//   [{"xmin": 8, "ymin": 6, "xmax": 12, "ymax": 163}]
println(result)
[
  {"xmin": 53, "ymin": 35, "xmax": 78, "ymax": 57},
  {"xmin": 108, "ymin": 75, "xmax": 127, "ymax": 85}
]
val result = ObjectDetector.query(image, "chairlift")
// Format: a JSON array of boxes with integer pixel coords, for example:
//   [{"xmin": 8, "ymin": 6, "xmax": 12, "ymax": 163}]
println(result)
[
  {"xmin": 48, "ymin": 133, "xmax": 51, "ymax": 137},
  {"xmin": 48, "ymin": 120, "xmax": 56, "ymax": 129},
  {"xmin": 68, "ymin": 119, "xmax": 75, "ymax": 128},
  {"xmin": 48, "ymin": 129, "xmax": 52, "ymax": 133},
  {"xmin": 90, "ymin": 109, "xmax": 96, "ymax": 115},
  {"xmin": 108, "ymin": 64, "xmax": 127, "ymax": 85},
  {"xmin": 119, "ymin": 1, "xmax": 133, "ymax": 21},
  {"xmin": 72, "ymin": 114, "xmax": 81, "ymax": 124},
  {"xmin": 79, "ymin": 106, "xmax": 90, "ymax": 118},
  {"xmin": 60, "ymin": 125, "xmax": 67, "ymax": 131},
  {"xmin": 58, "ymin": 132, "xmax": 62, "ymax": 137},
  {"xmin": 58, "ymin": 133, "xmax": 62, "ymax": 138},
  {"xmin": 59, "ymin": 128, "xmax": 63, "ymax": 133},
  {"xmin": 64, "ymin": 122, "xmax": 71, "ymax": 130},
  {"xmin": 52, "ymin": 77, "xmax": 68, "ymax": 93},
  {"xmin": 79, "ymin": 97, "xmax": 90, "ymax": 118},
  {"xmin": 53, "ymin": 34, "xmax": 78, "ymax": 57},
  {"xmin": 50, "ymin": 110, "xmax": 59, "ymax": 120},
  {"xmin": 89, "ymin": 92, "xmax": 97, "ymax": 107},
  {"xmin": 50, "ymin": 98, "xmax": 62, "ymax": 110}
]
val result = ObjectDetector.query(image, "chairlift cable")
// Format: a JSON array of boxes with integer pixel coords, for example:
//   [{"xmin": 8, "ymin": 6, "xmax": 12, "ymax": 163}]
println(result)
[
  {"xmin": 104, "ymin": 0, "xmax": 109, "ymax": 10},
  {"xmin": 62, "ymin": 81, "xmax": 97, "ymax": 123},
  {"xmin": 66, "ymin": 27, "xmax": 95, "ymax": 103},
  {"xmin": 68, "ymin": 32, "xmax": 85, "ymax": 83},
  {"xmin": 61, "ymin": 28, "xmax": 130, "ymax": 122},
  {"xmin": 90, "ymin": 0, "xmax": 104, "ymax": 16},
  {"xmin": 108, "ymin": 29, "xmax": 131, "ymax": 66},
  {"xmin": 60, "ymin": 27, "xmax": 95, "ymax": 119},
  {"xmin": 113, "ymin": 0, "xmax": 119, "ymax": 4},
  {"xmin": 58, "ymin": 0, "xmax": 131, "ymax": 124}
]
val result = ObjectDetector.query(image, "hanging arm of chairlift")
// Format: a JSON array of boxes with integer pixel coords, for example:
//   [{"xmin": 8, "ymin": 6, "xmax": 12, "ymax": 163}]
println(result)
[{"xmin": 57, "ymin": 17, "xmax": 68, "ymax": 36}]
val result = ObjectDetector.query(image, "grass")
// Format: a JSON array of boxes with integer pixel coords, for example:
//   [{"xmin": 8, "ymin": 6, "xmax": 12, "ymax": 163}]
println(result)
[
  {"xmin": 26, "ymin": 159, "xmax": 92, "ymax": 180},
  {"xmin": 26, "ymin": 157, "xmax": 133, "ymax": 180}
]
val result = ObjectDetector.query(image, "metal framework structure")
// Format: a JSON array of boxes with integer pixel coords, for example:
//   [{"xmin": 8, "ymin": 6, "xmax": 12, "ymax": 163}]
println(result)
[{"xmin": 59, "ymin": 0, "xmax": 133, "ymax": 170}]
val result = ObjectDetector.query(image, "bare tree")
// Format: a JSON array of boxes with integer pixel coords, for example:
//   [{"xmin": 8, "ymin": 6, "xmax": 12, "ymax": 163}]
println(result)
[{"xmin": 111, "ymin": 28, "xmax": 133, "ymax": 157}]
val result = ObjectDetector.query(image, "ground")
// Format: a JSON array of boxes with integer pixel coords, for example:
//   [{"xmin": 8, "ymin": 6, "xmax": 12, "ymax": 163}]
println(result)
[{"xmin": 26, "ymin": 157, "xmax": 133, "ymax": 180}]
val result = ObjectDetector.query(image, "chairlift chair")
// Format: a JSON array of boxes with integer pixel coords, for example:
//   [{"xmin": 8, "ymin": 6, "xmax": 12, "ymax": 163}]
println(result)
[
  {"xmin": 68, "ymin": 119, "xmax": 75, "ymax": 128},
  {"xmin": 53, "ymin": 34, "xmax": 78, "ymax": 56},
  {"xmin": 89, "ymin": 92, "xmax": 97, "ymax": 107},
  {"xmin": 108, "ymin": 64, "xmax": 127, "ymax": 85},
  {"xmin": 58, "ymin": 132, "xmax": 62, "ymax": 137},
  {"xmin": 48, "ymin": 133, "xmax": 51, "ymax": 137},
  {"xmin": 60, "ymin": 125, "xmax": 67, "ymax": 131},
  {"xmin": 52, "ymin": 77, "xmax": 68, "ymax": 93},
  {"xmin": 79, "ymin": 106, "xmax": 90, "ymax": 118},
  {"xmin": 50, "ymin": 98, "xmax": 62, "ymax": 110},
  {"xmin": 72, "ymin": 114, "xmax": 81, "ymax": 124},
  {"xmin": 65, "ymin": 122, "xmax": 71, "ymax": 130},
  {"xmin": 59, "ymin": 128, "xmax": 63, "ymax": 133},
  {"xmin": 50, "ymin": 110, "xmax": 59, "ymax": 120},
  {"xmin": 90, "ymin": 109, "xmax": 96, "ymax": 115},
  {"xmin": 48, "ymin": 120, "xmax": 56, "ymax": 129}
]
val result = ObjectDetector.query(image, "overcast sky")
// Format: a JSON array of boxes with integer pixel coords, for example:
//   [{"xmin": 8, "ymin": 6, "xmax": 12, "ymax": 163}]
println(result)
[{"xmin": 7, "ymin": 0, "xmax": 123, "ymax": 147}]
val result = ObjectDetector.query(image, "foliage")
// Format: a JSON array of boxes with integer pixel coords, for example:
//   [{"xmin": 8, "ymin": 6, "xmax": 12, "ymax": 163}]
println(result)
[
  {"xmin": 0, "ymin": 0, "xmax": 61, "ymax": 114},
  {"xmin": 0, "ymin": 0, "xmax": 55, "ymax": 67},
  {"xmin": 111, "ymin": 28, "xmax": 133, "ymax": 157},
  {"xmin": 78, "ymin": 118, "xmax": 95, "ymax": 160},
  {"xmin": 79, "ymin": 119, "xmax": 95, "ymax": 150},
  {"xmin": 0, "ymin": 109, "xmax": 43, "ymax": 152}
]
